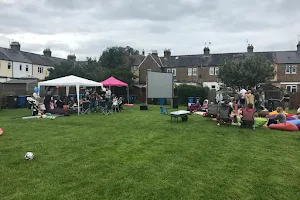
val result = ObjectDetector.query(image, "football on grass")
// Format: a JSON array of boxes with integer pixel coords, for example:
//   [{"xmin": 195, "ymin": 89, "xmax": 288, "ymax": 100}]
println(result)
[{"xmin": 24, "ymin": 152, "xmax": 34, "ymax": 160}]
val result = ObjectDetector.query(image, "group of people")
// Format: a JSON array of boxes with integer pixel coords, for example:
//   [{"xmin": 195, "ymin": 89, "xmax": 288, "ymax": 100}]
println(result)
[
  {"xmin": 37, "ymin": 86, "xmax": 122, "ymax": 114},
  {"xmin": 216, "ymin": 88, "xmax": 291, "ymax": 113}
]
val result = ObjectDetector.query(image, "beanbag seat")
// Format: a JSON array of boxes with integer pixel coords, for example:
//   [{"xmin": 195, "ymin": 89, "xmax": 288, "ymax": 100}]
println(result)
[
  {"xmin": 269, "ymin": 123, "xmax": 298, "ymax": 132},
  {"xmin": 124, "ymin": 104, "xmax": 134, "ymax": 107},
  {"xmin": 269, "ymin": 111, "xmax": 287, "ymax": 115},
  {"xmin": 286, "ymin": 116, "xmax": 297, "ymax": 121},
  {"xmin": 286, "ymin": 119, "xmax": 300, "ymax": 125},
  {"xmin": 254, "ymin": 118, "xmax": 268, "ymax": 128},
  {"xmin": 286, "ymin": 113, "xmax": 295, "ymax": 117}
]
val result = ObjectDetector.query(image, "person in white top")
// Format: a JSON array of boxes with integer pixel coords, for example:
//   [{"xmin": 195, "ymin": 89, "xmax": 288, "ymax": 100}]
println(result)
[
  {"xmin": 105, "ymin": 88, "xmax": 111, "ymax": 101},
  {"xmin": 239, "ymin": 88, "xmax": 247, "ymax": 107}
]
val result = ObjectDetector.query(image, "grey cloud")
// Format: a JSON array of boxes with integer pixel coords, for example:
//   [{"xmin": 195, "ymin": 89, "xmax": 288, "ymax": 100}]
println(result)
[{"xmin": 0, "ymin": 0, "xmax": 299, "ymax": 59}]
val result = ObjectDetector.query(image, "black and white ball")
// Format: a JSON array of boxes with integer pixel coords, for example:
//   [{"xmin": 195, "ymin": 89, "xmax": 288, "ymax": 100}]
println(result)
[{"xmin": 24, "ymin": 152, "xmax": 34, "ymax": 160}]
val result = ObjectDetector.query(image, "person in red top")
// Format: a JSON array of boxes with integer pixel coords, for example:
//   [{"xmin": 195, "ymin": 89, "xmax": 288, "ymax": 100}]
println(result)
[{"xmin": 240, "ymin": 103, "xmax": 255, "ymax": 128}]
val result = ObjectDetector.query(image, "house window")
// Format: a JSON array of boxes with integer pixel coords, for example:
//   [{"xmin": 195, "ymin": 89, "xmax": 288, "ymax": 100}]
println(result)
[
  {"xmin": 286, "ymin": 85, "xmax": 297, "ymax": 93},
  {"xmin": 215, "ymin": 67, "xmax": 219, "ymax": 75},
  {"xmin": 8, "ymin": 62, "xmax": 11, "ymax": 69},
  {"xmin": 20, "ymin": 64, "xmax": 22, "ymax": 71},
  {"xmin": 167, "ymin": 69, "xmax": 172, "ymax": 73},
  {"xmin": 292, "ymin": 65, "xmax": 297, "ymax": 74},
  {"xmin": 26, "ymin": 65, "xmax": 28, "ymax": 72},
  {"xmin": 188, "ymin": 68, "xmax": 192, "ymax": 76},
  {"xmin": 211, "ymin": 85, "xmax": 216, "ymax": 89},
  {"xmin": 209, "ymin": 67, "xmax": 214, "ymax": 75},
  {"xmin": 133, "ymin": 66, "xmax": 137, "ymax": 71},
  {"xmin": 285, "ymin": 65, "xmax": 290, "ymax": 74},
  {"xmin": 172, "ymin": 68, "xmax": 176, "ymax": 76},
  {"xmin": 192, "ymin": 68, "xmax": 197, "ymax": 76}
]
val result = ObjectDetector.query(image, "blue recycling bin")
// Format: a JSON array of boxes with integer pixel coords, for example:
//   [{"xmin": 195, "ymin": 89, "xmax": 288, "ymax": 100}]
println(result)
[
  {"xmin": 188, "ymin": 97, "xmax": 194, "ymax": 104},
  {"xmin": 131, "ymin": 95, "xmax": 137, "ymax": 104},
  {"xmin": 17, "ymin": 96, "xmax": 26, "ymax": 108},
  {"xmin": 159, "ymin": 98, "xmax": 166, "ymax": 105}
]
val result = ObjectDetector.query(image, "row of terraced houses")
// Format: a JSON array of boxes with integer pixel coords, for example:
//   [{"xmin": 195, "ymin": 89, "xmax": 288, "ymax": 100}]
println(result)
[
  {"xmin": 0, "ymin": 41, "xmax": 300, "ymax": 100},
  {"xmin": 0, "ymin": 41, "xmax": 76, "ymax": 83},
  {"xmin": 128, "ymin": 41, "xmax": 300, "ymax": 102}
]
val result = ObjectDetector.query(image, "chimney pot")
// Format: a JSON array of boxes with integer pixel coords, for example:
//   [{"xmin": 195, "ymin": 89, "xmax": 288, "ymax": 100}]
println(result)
[
  {"xmin": 247, "ymin": 44, "xmax": 254, "ymax": 53},
  {"xmin": 10, "ymin": 41, "xmax": 21, "ymax": 51},
  {"xmin": 203, "ymin": 47, "xmax": 210, "ymax": 55},
  {"xmin": 67, "ymin": 54, "xmax": 76, "ymax": 62},
  {"xmin": 151, "ymin": 50, "xmax": 158, "ymax": 56},
  {"xmin": 43, "ymin": 48, "xmax": 52, "ymax": 57},
  {"xmin": 164, "ymin": 49, "xmax": 171, "ymax": 57}
]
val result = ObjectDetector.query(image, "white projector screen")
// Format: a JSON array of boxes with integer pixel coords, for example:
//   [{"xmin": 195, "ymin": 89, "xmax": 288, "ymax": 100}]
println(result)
[{"xmin": 147, "ymin": 71, "xmax": 173, "ymax": 98}]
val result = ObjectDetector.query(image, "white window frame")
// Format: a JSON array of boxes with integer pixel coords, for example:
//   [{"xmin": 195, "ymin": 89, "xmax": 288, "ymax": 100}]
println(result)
[
  {"xmin": 209, "ymin": 67, "xmax": 214, "ymax": 75},
  {"xmin": 291, "ymin": 65, "xmax": 297, "ymax": 74},
  {"xmin": 167, "ymin": 69, "xmax": 172, "ymax": 73},
  {"xmin": 41, "ymin": 67, "xmax": 43, "ymax": 73},
  {"xmin": 285, "ymin": 65, "xmax": 291, "ymax": 74},
  {"xmin": 188, "ymin": 68, "xmax": 192, "ymax": 76},
  {"xmin": 286, "ymin": 85, "xmax": 297, "ymax": 93},
  {"xmin": 192, "ymin": 68, "xmax": 197, "ymax": 76},
  {"xmin": 172, "ymin": 68, "xmax": 176, "ymax": 76},
  {"xmin": 214, "ymin": 67, "xmax": 219, "ymax": 75}
]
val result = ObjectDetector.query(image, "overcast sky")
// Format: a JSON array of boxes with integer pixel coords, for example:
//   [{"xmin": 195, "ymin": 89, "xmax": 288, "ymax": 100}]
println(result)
[{"xmin": 0, "ymin": 0, "xmax": 299, "ymax": 60}]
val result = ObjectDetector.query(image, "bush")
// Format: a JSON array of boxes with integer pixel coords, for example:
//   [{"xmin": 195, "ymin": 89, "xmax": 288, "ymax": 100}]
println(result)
[{"xmin": 176, "ymin": 84, "xmax": 209, "ymax": 105}]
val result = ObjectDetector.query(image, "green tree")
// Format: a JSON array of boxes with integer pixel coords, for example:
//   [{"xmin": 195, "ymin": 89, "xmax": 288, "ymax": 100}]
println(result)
[
  {"xmin": 99, "ymin": 47, "xmax": 127, "ymax": 69},
  {"xmin": 218, "ymin": 55, "xmax": 275, "ymax": 89}
]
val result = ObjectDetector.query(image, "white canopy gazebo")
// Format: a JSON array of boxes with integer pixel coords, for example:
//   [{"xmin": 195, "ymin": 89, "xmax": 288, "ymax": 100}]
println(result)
[{"xmin": 38, "ymin": 75, "xmax": 105, "ymax": 115}]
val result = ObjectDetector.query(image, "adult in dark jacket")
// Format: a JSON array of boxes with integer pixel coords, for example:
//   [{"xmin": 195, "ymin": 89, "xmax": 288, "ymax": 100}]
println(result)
[{"xmin": 44, "ymin": 90, "xmax": 52, "ymax": 113}]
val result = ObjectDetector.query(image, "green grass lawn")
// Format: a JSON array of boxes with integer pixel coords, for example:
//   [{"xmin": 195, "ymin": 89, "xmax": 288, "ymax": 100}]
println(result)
[{"xmin": 0, "ymin": 105, "xmax": 300, "ymax": 200}]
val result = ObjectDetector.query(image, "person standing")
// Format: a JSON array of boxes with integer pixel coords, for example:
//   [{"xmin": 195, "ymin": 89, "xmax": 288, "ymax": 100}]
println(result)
[
  {"xmin": 282, "ymin": 92, "xmax": 290, "ymax": 112},
  {"xmin": 245, "ymin": 90, "xmax": 255, "ymax": 108},
  {"xmin": 44, "ymin": 90, "xmax": 52, "ymax": 113},
  {"xmin": 239, "ymin": 88, "xmax": 247, "ymax": 107},
  {"xmin": 105, "ymin": 87, "xmax": 111, "ymax": 102}
]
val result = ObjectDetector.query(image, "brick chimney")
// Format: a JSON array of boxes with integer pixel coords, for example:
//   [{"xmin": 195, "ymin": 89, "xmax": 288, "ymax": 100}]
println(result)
[
  {"xmin": 10, "ymin": 41, "xmax": 21, "ymax": 51},
  {"xmin": 247, "ymin": 44, "xmax": 254, "ymax": 53},
  {"xmin": 203, "ymin": 47, "xmax": 210, "ymax": 55},
  {"xmin": 43, "ymin": 48, "xmax": 52, "ymax": 57},
  {"xmin": 151, "ymin": 50, "xmax": 158, "ymax": 56},
  {"xmin": 67, "ymin": 54, "xmax": 76, "ymax": 62},
  {"xmin": 164, "ymin": 49, "xmax": 171, "ymax": 58},
  {"xmin": 297, "ymin": 42, "xmax": 300, "ymax": 53}
]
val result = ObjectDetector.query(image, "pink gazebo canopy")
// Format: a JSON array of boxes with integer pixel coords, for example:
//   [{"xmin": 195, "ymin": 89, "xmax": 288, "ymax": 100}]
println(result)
[{"xmin": 101, "ymin": 76, "xmax": 128, "ymax": 87}]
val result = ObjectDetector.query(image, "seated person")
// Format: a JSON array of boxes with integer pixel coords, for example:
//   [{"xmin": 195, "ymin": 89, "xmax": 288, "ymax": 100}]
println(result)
[
  {"xmin": 56, "ymin": 97, "xmax": 64, "ymax": 109},
  {"xmin": 263, "ymin": 107, "xmax": 286, "ymax": 127},
  {"xmin": 240, "ymin": 103, "xmax": 255, "ymax": 127},
  {"xmin": 49, "ymin": 100, "xmax": 55, "ymax": 110}
]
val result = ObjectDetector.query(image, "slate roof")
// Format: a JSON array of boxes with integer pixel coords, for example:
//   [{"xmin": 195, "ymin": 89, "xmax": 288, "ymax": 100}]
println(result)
[
  {"xmin": 0, "ymin": 51, "xmax": 9, "ymax": 60},
  {"xmin": 275, "ymin": 51, "xmax": 300, "ymax": 64},
  {"xmin": 0, "ymin": 47, "xmax": 32, "ymax": 64},
  {"xmin": 130, "ymin": 55, "xmax": 145, "ymax": 66},
  {"xmin": 21, "ymin": 51, "xmax": 52, "ymax": 66},
  {"xmin": 161, "ymin": 52, "xmax": 275, "ymax": 68}
]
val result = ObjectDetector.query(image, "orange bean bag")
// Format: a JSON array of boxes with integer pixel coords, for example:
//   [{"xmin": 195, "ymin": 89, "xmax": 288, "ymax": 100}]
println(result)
[
  {"xmin": 124, "ymin": 104, "xmax": 134, "ymax": 107},
  {"xmin": 269, "ymin": 122, "xmax": 298, "ymax": 132}
]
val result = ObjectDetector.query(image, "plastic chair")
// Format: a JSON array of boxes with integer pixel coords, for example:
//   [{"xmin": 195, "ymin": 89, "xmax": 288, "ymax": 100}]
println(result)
[{"xmin": 160, "ymin": 106, "xmax": 168, "ymax": 115}]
